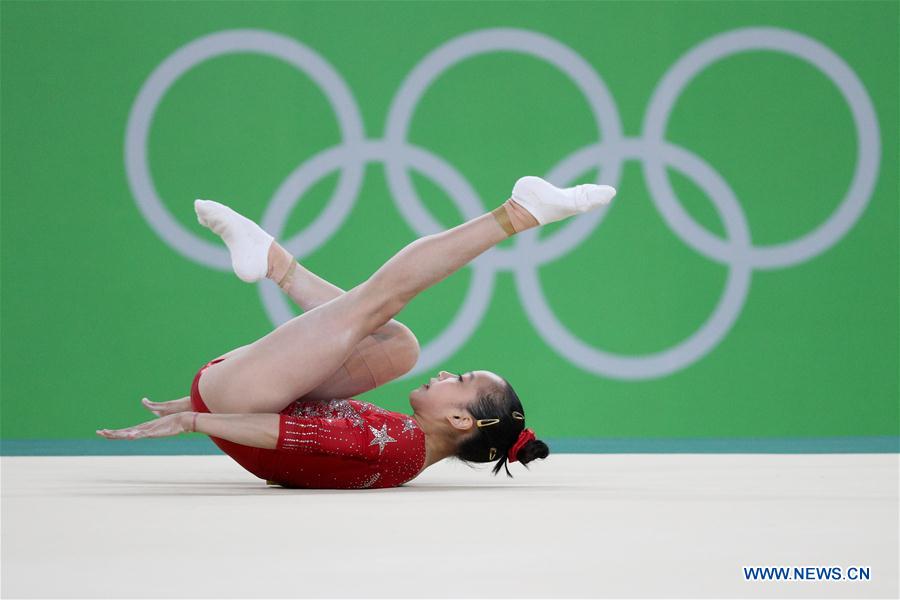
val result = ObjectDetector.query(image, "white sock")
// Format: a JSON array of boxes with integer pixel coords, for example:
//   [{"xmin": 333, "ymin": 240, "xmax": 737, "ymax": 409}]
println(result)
[
  {"xmin": 510, "ymin": 176, "xmax": 616, "ymax": 225},
  {"xmin": 194, "ymin": 199, "xmax": 273, "ymax": 283}
]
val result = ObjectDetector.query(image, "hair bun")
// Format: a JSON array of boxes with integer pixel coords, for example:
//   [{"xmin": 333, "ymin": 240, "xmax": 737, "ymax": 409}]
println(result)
[
  {"xmin": 516, "ymin": 438, "xmax": 549, "ymax": 466},
  {"xmin": 508, "ymin": 428, "xmax": 537, "ymax": 462}
]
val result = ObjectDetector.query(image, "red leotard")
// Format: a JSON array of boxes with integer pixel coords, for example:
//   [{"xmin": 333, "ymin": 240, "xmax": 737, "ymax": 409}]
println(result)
[{"xmin": 190, "ymin": 357, "xmax": 426, "ymax": 489}]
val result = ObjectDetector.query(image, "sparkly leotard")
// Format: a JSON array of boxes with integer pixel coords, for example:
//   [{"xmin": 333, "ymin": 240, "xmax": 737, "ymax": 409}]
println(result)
[{"xmin": 190, "ymin": 358, "xmax": 427, "ymax": 489}]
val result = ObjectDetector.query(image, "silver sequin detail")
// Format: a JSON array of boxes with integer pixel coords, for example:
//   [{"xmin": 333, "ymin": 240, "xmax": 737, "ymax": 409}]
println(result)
[
  {"xmin": 367, "ymin": 423, "xmax": 397, "ymax": 455},
  {"xmin": 359, "ymin": 402, "xmax": 387, "ymax": 414},
  {"xmin": 289, "ymin": 398, "xmax": 366, "ymax": 429},
  {"xmin": 354, "ymin": 472, "xmax": 381, "ymax": 489},
  {"xmin": 400, "ymin": 417, "xmax": 418, "ymax": 436}
]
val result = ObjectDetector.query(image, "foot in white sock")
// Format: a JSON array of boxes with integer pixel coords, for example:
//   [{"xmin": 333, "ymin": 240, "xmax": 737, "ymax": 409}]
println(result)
[
  {"xmin": 194, "ymin": 199, "xmax": 273, "ymax": 282},
  {"xmin": 510, "ymin": 176, "xmax": 616, "ymax": 225}
]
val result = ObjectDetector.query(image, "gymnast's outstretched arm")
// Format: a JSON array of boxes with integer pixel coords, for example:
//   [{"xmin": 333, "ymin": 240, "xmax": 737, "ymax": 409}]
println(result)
[{"xmin": 98, "ymin": 412, "xmax": 279, "ymax": 448}]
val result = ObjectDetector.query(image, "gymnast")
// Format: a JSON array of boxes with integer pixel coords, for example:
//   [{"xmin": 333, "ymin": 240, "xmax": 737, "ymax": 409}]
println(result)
[{"xmin": 97, "ymin": 176, "xmax": 616, "ymax": 489}]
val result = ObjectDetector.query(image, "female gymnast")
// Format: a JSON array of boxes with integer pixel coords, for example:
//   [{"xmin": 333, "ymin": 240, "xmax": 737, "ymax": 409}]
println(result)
[{"xmin": 97, "ymin": 176, "xmax": 616, "ymax": 489}]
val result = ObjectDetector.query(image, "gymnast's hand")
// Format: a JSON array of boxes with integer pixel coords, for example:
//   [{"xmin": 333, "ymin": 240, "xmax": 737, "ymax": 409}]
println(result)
[
  {"xmin": 96, "ymin": 413, "xmax": 192, "ymax": 440},
  {"xmin": 141, "ymin": 396, "xmax": 193, "ymax": 417}
]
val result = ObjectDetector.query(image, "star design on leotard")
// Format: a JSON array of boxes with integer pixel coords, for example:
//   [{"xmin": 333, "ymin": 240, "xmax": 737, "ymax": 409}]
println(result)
[
  {"xmin": 401, "ymin": 418, "xmax": 418, "ymax": 436},
  {"xmin": 330, "ymin": 399, "xmax": 366, "ymax": 427},
  {"xmin": 289, "ymin": 398, "xmax": 365, "ymax": 428},
  {"xmin": 367, "ymin": 424, "xmax": 397, "ymax": 455}
]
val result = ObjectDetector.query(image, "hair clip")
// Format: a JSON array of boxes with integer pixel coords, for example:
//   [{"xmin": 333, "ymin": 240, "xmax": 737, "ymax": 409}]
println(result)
[
  {"xmin": 511, "ymin": 411, "xmax": 524, "ymax": 420},
  {"xmin": 488, "ymin": 447, "xmax": 497, "ymax": 461},
  {"xmin": 476, "ymin": 418, "xmax": 500, "ymax": 428}
]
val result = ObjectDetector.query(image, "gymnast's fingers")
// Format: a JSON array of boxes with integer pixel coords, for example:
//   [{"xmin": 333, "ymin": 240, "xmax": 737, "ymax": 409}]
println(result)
[
  {"xmin": 96, "ymin": 428, "xmax": 140, "ymax": 439},
  {"xmin": 142, "ymin": 398, "xmax": 163, "ymax": 417}
]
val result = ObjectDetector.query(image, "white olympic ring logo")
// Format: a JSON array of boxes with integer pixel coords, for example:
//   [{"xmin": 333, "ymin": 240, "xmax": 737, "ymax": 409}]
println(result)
[{"xmin": 125, "ymin": 27, "xmax": 881, "ymax": 380}]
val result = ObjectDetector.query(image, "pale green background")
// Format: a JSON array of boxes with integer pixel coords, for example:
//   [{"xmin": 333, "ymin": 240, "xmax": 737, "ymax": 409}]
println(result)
[{"xmin": 1, "ymin": 1, "xmax": 897, "ymax": 447}]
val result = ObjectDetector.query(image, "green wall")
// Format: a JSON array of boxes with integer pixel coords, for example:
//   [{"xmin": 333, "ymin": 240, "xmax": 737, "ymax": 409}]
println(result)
[{"xmin": 1, "ymin": 1, "xmax": 897, "ymax": 447}]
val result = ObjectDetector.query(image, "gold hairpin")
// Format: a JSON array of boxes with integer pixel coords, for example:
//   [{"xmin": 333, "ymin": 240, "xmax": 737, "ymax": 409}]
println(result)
[
  {"xmin": 476, "ymin": 418, "xmax": 500, "ymax": 428},
  {"xmin": 512, "ymin": 411, "xmax": 524, "ymax": 420},
  {"xmin": 488, "ymin": 447, "xmax": 498, "ymax": 461}
]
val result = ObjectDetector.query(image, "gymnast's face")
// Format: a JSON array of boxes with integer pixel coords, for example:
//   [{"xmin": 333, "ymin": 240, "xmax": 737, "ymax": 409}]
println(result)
[{"xmin": 409, "ymin": 370, "xmax": 504, "ymax": 418}]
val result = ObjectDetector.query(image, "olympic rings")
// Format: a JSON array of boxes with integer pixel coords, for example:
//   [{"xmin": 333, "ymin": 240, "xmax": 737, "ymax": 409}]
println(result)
[{"xmin": 124, "ymin": 26, "xmax": 880, "ymax": 380}]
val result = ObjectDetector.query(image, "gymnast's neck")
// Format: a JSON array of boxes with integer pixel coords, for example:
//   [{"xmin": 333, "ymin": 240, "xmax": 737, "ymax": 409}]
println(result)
[{"xmin": 411, "ymin": 413, "xmax": 456, "ymax": 469}]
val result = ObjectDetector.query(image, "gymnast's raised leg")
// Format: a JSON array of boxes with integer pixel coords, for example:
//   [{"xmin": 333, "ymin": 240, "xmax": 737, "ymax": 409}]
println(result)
[
  {"xmin": 253, "ymin": 243, "xmax": 422, "ymax": 400},
  {"xmin": 196, "ymin": 177, "xmax": 615, "ymax": 415},
  {"xmin": 141, "ymin": 245, "xmax": 422, "ymax": 417}
]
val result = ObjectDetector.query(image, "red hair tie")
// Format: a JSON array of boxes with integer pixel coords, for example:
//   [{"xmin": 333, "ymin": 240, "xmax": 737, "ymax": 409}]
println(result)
[{"xmin": 508, "ymin": 428, "xmax": 536, "ymax": 463}]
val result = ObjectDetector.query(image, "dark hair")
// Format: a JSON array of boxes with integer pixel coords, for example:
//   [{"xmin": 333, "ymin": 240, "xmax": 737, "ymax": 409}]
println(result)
[{"xmin": 455, "ymin": 378, "xmax": 550, "ymax": 477}]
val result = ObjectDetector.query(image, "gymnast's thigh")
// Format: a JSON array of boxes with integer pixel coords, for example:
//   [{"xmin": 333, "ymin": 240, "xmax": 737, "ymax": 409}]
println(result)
[
  {"xmin": 190, "ymin": 359, "xmax": 277, "ymax": 481},
  {"xmin": 299, "ymin": 332, "xmax": 406, "ymax": 401}
]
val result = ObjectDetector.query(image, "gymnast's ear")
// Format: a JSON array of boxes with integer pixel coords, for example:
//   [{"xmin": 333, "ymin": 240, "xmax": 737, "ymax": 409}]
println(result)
[{"xmin": 446, "ymin": 412, "xmax": 474, "ymax": 432}]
